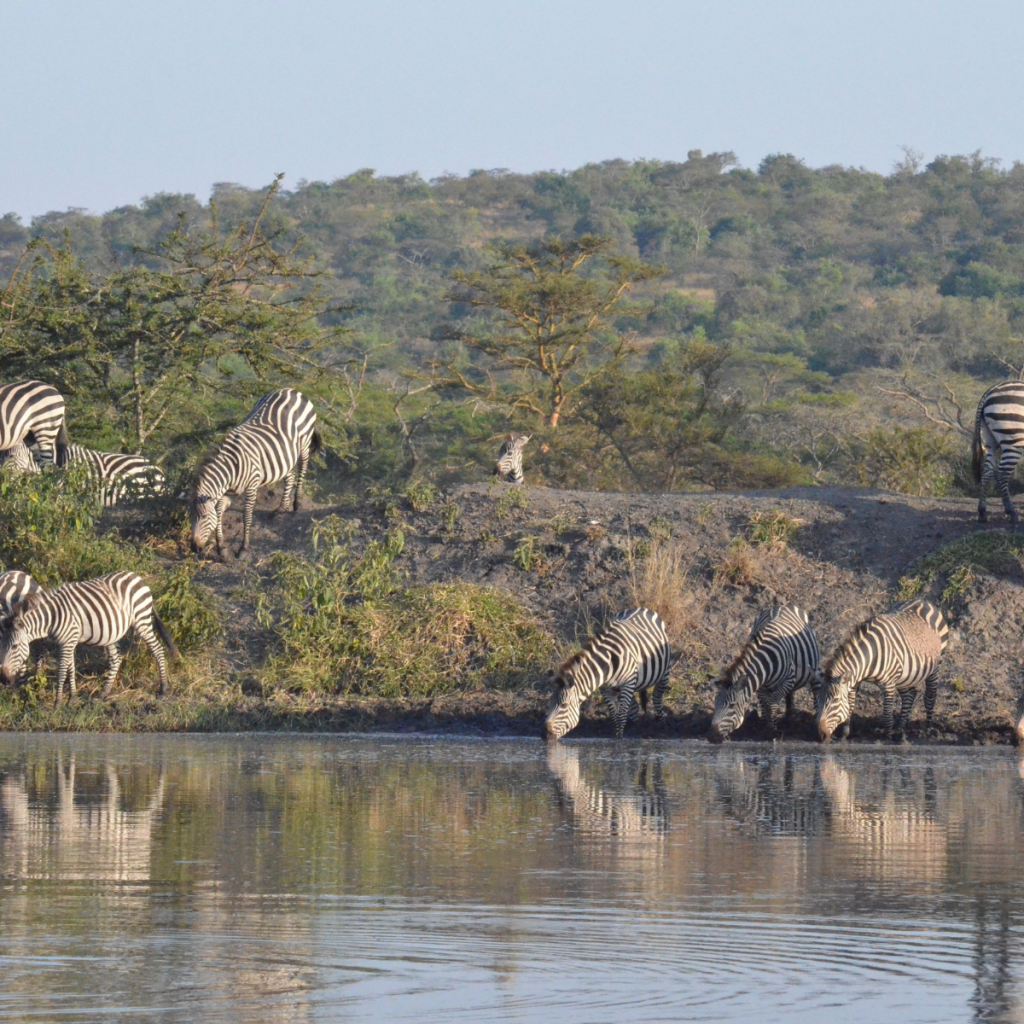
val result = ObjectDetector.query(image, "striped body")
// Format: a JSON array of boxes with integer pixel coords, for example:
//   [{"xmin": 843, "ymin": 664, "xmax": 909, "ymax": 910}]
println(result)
[
  {"xmin": 972, "ymin": 379, "xmax": 1024, "ymax": 525},
  {"xmin": 61, "ymin": 444, "xmax": 166, "ymax": 507},
  {"xmin": 0, "ymin": 571, "xmax": 177, "ymax": 703},
  {"xmin": 494, "ymin": 433, "xmax": 530, "ymax": 484},
  {"xmin": 709, "ymin": 604, "xmax": 821, "ymax": 742},
  {"xmin": 816, "ymin": 600, "xmax": 949, "ymax": 742},
  {"xmin": 543, "ymin": 607, "xmax": 671, "ymax": 740},
  {"xmin": 189, "ymin": 389, "xmax": 320, "ymax": 558},
  {"xmin": 0, "ymin": 442, "xmax": 40, "ymax": 475},
  {"xmin": 0, "ymin": 571, "xmax": 41, "ymax": 617},
  {"xmin": 0, "ymin": 381, "xmax": 67, "ymax": 464}
]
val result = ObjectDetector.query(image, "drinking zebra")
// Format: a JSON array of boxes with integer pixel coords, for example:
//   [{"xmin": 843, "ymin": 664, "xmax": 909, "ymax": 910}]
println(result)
[
  {"xmin": 973, "ymin": 379, "xmax": 1024, "ymax": 525},
  {"xmin": 816, "ymin": 599, "xmax": 949, "ymax": 742},
  {"xmin": 59, "ymin": 444, "xmax": 167, "ymax": 506},
  {"xmin": 0, "ymin": 571, "xmax": 178, "ymax": 704},
  {"xmin": 0, "ymin": 380, "xmax": 68, "ymax": 465},
  {"xmin": 543, "ymin": 607, "xmax": 672, "ymax": 740},
  {"xmin": 0, "ymin": 442, "xmax": 40, "ymax": 475},
  {"xmin": 708, "ymin": 604, "xmax": 821, "ymax": 743},
  {"xmin": 494, "ymin": 433, "xmax": 530, "ymax": 484},
  {"xmin": 188, "ymin": 388, "xmax": 320, "ymax": 558}
]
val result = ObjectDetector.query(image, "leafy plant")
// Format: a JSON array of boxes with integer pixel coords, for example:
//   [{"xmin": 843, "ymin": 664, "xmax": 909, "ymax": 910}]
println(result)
[
  {"xmin": 747, "ymin": 510, "xmax": 800, "ymax": 548},
  {"xmin": 512, "ymin": 534, "xmax": 543, "ymax": 571}
]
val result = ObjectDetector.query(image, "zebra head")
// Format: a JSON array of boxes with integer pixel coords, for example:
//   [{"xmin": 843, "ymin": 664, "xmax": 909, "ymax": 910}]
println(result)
[
  {"xmin": 543, "ymin": 656, "xmax": 586, "ymax": 741},
  {"xmin": 815, "ymin": 667, "xmax": 854, "ymax": 742},
  {"xmin": 494, "ymin": 433, "xmax": 530, "ymax": 483},
  {"xmin": 188, "ymin": 488, "xmax": 230, "ymax": 555},
  {"xmin": 0, "ymin": 442, "xmax": 40, "ymax": 476},
  {"xmin": 708, "ymin": 674, "xmax": 750, "ymax": 743},
  {"xmin": 0, "ymin": 592, "xmax": 45, "ymax": 687}
]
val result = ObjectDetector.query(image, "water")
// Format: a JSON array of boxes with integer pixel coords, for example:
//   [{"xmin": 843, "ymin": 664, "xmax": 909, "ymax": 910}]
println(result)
[{"xmin": 0, "ymin": 736, "xmax": 1022, "ymax": 1023}]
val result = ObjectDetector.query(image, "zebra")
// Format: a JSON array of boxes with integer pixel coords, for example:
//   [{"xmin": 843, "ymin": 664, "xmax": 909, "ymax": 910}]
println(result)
[
  {"xmin": 816, "ymin": 599, "xmax": 949, "ymax": 742},
  {"xmin": 0, "ymin": 571, "xmax": 178, "ymax": 704},
  {"xmin": 59, "ymin": 444, "xmax": 167, "ymax": 507},
  {"xmin": 494, "ymin": 433, "xmax": 530, "ymax": 484},
  {"xmin": 973, "ymin": 379, "xmax": 1024, "ymax": 526},
  {"xmin": 708, "ymin": 604, "xmax": 821, "ymax": 743},
  {"xmin": 188, "ymin": 388, "xmax": 321, "ymax": 558},
  {"xmin": 543, "ymin": 607, "xmax": 672, "ymax": 740},
  {"xmin": 0, "ymin": 380, "xmax": 68, "ymax": 465},
  {"xmin": 1014, "ymin": 687, "xmax": 1024, "ymax": 746},
  {"xmin": 0, "ymin": 441, "xmax": 40, "ymax": 475},
  {"xmin": 0, "ymin": 570, "xmax": 41, "ymax": 622}
]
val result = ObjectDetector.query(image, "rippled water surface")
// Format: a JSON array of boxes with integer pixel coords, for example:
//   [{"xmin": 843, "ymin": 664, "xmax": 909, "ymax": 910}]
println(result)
[{"xmin": 1, "ymin": 736, "xmax": 1023, "ymax": 1022}]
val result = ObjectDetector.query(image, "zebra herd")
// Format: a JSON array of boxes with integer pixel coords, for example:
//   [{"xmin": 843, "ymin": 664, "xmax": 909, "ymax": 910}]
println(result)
[
  {"xmin": 0, "ymin": 382, "xmax": 320, "ymax": 702},
  {"xmin": 544, "ymin": 600, "xmax": 951, "ymax": 744}
]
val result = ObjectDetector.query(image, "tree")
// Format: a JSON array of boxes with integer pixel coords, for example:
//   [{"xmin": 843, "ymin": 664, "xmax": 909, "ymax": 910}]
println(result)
[
  {"xmin": 0, "ymin": 176, "xmax": 351, "ymax": 454},
  {"xmin": 438, "ymin": 236, "xmax": 661, "ymax": 429}
]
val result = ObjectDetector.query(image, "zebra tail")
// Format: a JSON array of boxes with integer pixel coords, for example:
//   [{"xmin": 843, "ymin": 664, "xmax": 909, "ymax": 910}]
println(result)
[
  {"xmin": 56, "ymin": 419, "xmax": 69, "ymax": 468},
  {"xmin": 153, "ymin": 613, "xmax": 181, "ymax": 662},
  {"xmin": 972, "ymin": 409, "xmax": 985, "ymax": 486},
  {"xmin": 309, "ymin": 430, "xmax": 323, "ymax": 457}
]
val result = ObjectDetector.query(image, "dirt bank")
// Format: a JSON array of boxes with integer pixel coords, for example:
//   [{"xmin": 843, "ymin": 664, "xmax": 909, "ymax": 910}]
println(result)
[{"xmin": 187, "ymin": 481, "xmax": 1024, "ymax": 744}]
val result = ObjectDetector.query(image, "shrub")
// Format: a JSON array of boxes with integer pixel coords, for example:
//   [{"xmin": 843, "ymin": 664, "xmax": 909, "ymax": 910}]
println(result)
[
  {"xmin": 853, "ymin": 426, "xmax": 959, "ymax": 497},
  {"xmin": 747, "ymin": 509, "xmax": 800, "ymax": 548},
  {"xmin": 253, "ymin": 517, "xmax": 553, "ymax": 695}
]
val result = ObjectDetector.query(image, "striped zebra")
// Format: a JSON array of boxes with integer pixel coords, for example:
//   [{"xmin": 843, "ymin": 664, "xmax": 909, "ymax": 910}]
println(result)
[
  {"xmin": 816, "ymin": 599, "xmax": 949, "ymax": 742},
  {"xmin": 973, "ymin": 379, "xmax": 1024, "ymax": 525},
  {"xmin": 0, "ymin": 380, "xmax": 68, "ymax": 465},
  {"xmin": 188, "ymin": 388, "xmax": 320, "ymax": 558},
  {"xmin": 708, "ymin": 604, "xmax": 821, "ymax": 743},
  {"xmin": 59, "ymin": 444, "xmax": 167, "ymax": 506},
  {"xmin": 494, "ymin": 433, "xmax": 530, "ymax": 484},
  {"xmin": 0, "ymin": 570, "xmax": 41, "ymax": 620},
  {"xmin": 543, "ymin": 607, "xmax": 672, "ymax": 740},
  {"xmin": 0, "ymin": 571, "xmax": 178, "ymax": 704},
  {"xmin": 0, "ymin": 441, "xmax": 40, "ymax": 475}
]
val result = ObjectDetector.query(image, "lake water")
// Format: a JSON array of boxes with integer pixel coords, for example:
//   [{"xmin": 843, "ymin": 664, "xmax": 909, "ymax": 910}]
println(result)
[{"xmin": 0, "ymin": 735, "xmax": 1022, "ymax": 1023}]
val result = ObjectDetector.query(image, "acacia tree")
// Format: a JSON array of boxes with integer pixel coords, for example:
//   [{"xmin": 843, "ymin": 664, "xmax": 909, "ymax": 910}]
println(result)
[
  {"xmin": 438, "ymin": 236, "xmax": 661, "ymax": 429},
  {"xmin": 0, "ymin": 175, "xmax": 352, "ymax": 454}
]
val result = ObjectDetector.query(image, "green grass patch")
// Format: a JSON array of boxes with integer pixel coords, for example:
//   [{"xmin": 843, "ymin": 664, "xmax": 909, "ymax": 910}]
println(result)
[
  {"xmin": 251, "ymin": 516, "xmax": 554, "ymax": 696},
  {"xmin": 747, "ymin": 509, "xmax": 800, "ymax": 547},
  {"xmin": 897, "ymin": 531, "xmax": 1024, "ymax": 602}
]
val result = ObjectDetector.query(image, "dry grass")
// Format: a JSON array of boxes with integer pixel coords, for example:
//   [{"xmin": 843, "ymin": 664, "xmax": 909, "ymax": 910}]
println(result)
[{"xmin": 627, "ymin": 538, "xmax": 699, "ymax": 640}]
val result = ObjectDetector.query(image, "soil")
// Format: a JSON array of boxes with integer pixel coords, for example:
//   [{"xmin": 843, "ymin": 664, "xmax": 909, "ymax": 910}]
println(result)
[{"xmin": 187, "ymin": 482, "xmax": 1024, "ymax": 745}]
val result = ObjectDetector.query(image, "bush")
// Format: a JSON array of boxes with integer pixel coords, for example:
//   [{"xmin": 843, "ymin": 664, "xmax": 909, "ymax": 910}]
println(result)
[
  {"xmin": 852, "ymin": 426, "xmax": 960, "ymax": 497},
  {"xmin": 252, "ymin": 516, "xmax": 554, "ymax": 695}
]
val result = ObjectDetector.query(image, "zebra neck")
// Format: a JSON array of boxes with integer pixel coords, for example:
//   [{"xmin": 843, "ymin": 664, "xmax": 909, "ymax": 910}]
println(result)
[
  {"xmin": 18, "ymin": 601, "xmax": 55, "ymax": 641},
  {"xmin": 196, "ymin": 452, "xmax": 242, "ymax": 498}
]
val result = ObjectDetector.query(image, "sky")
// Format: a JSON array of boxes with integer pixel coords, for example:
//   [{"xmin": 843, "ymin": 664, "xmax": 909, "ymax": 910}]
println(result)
[{"xmin": 2, "ymin": 0, "xmax": 1023, "ymax": 220}]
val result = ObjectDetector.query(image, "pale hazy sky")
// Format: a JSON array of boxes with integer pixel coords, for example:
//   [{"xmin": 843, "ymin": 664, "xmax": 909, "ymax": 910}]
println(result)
[{"xmin": 2, "ymin": 0, "xmax": 1022, "ymax": 220}]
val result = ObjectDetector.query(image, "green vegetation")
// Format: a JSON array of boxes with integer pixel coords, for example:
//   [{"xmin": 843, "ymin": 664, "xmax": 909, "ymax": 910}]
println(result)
[
  {"xmin": 897, "ymin": 531, "xmax": 1024, "ymax": 602},
  {"xmin": 747, "ymin": 510, "xmax": 800, "ymax": 548},
  {"xmin": 250, "ymin": 516, "xmax": 553, "ymax": 696}
]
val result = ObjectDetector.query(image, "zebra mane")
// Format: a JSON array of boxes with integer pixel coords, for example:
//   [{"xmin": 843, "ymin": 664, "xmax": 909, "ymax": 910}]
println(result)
[
  {"xmin": 823, "ymin": 618, "xmax": 873, "ymax": 676},
  {"xmin": 10, "ymin": 589, "xmax": 43, "ymax": 623},
  {"xmin": 557, "ymin": 648, "xmax": 586, "ymax": 679},
  {"xmin": 188, "ymin": 447, "xmax": 227, "ymax": 498}
]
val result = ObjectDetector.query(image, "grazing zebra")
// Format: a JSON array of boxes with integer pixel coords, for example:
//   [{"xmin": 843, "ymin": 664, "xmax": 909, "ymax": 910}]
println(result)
[
  {"xmin": 543, "ymin": 607, "xmax": 672, "ymax": 740},
  {"xmin": 816, "ymin": 600, "xmax": 949, "ymax": 742},
  {"xmin": 708, "ymin": 604, "xmax": 821, "ymax": 743},
  {"xmin": 973, "ymin": 379, "xmax": 1024, "ymax": 526},
  {"xmin": 0, "ymin": 442, "xmax": 40, "ymax": 475},
  {"xmin": 0, "ymin": 380, "xmax": 67, "ymax": 465},
  {"xmin": 59, "ymin": 444, "xmax": 166, "ymax": 506},
  {"xmin": 0, "ymin": 571, "xmax": 178, "ymax": 704},
  {"xmin": 494, "ymin": 433, "xmax": 530, "ymax": 484},
  {"xmin": 0, "ymin": 570, "xmax": 41, "ymax": 623},
  {"xmin": 188, "ymin": 388, "xmax": 320, "ymax": 558}
]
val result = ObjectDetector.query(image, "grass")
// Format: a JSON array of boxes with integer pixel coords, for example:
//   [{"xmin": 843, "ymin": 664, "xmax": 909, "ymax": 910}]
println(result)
[
  {"xmin": 897, "ymin": 531, "xmax": 1024, "ymax": 602},
  {"xmin": 495, "ymin": 487, "xmax": 529, "ymax": 519},
  {"xmin": 747, "ymin": 509, "xmax": 801, "ymax": 548},
  {"xmin": 627, "ymin": 537, "xmax": 699, "ymax": 640},
  {"xmin": 249, "ymin": 516, "xmax": 555, "ymax": 697}
]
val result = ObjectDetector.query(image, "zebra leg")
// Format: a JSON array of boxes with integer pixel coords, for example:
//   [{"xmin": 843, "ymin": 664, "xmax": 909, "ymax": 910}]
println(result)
[
  {"xmin": 996, "ymin": 447, "xmax": 1024, "ymax": 527},
  {"xmin": 758, "ymin": 692, "xmax": 778, "ymax": 735},
  {"xmin": 239, "ymin": 487, "xmax": 258, "ymax": 554},
  {"xmin": 881, "ymin": 683, "xmax": 897, "ymax": 738},
  {"xmin": 978, "ymin": 450, "xmax": 995, "ymax": 523},
  {"xmin": 55, "ymin": 643, "xmax": 76, "ymax": 706},
  {"xmin": 272, "ymin": 471, "xmax": 296, "ymax": 515},
  {"xmin": 136, "ymin": 621, "xmax": 169, "ymax": 695},
  {"xmin": 637, "ymin": 687, "xmax": 649, "ymax": 715},
  {"xmin": 924, "ymin": 672, "xmax": 939, "ymax": 723},
  {"xmin": 100, "ymin": 644, "xmax": 123, "ymax": 698},
  {"xmin": 614, "ymin": 680, "xmax": 638, "ymax": 738},
  {"xmin": 896, "ymin": 687, "xmax": 917, "ymax": 741},
  {"xmin": 294, "ymin": 447, "xmax": 311, "ymax": 511},
  {"xmin": 652, "ymin": 670, "xmax": 669, "ymax": 719}
]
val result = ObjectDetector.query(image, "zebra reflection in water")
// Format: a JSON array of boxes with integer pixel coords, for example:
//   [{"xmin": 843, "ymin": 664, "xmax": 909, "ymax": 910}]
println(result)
[
  {"xmin": 546, "ymin": 746, "xmax": 668, "ymax": 842},
  {"xmin": 712, "ymin": 755, "xmax": 828, "ymax": 838}
]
